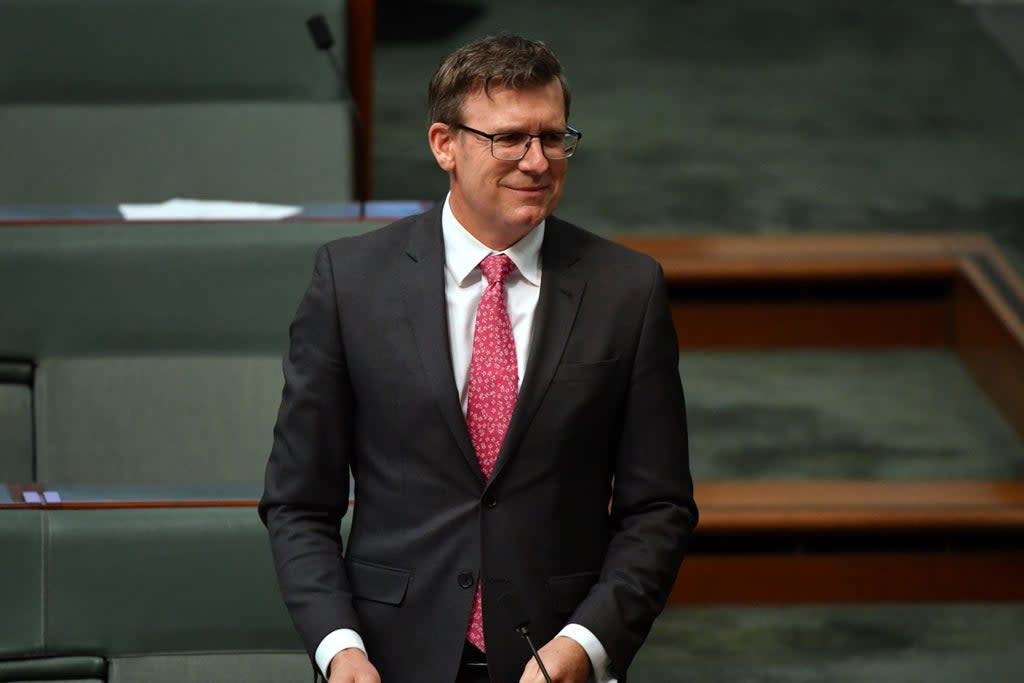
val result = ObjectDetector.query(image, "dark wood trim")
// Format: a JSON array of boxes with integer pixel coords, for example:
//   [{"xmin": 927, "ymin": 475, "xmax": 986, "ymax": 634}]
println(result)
[
  {"xmin": 4, "ymin": 482, "xmax": 43, "ymax": 503},
  {"xmin": 615, "ymin": 233, "xmax": 967, "ymax": 283},
  {"xmin": 0, "ymin": 499, "xmax": 252, "ymax": 509},
  {"xmin": 670, "ymin": 551, "xmax": 1024, "ymax": 603},
  {"xmin": 43, "ymin": 500, "xmax": 257, "ymax": 509},
  {"xmin": 953, "ymin": 265, "xmax": 1024, "ymax": 440},
  {"xmin": 618, "ymin": 234, "xmax": 966, "ymax": 349},
  {"xmin": 347, "ymin": 0, "xmax": 376, "ymax": 203},
  {"xmin": 0, "ymin": 210, "xmax": 421, "ymax": 227},
  {"xmin": 695, "ymin": 481, "xmax": 1024, "ymax": 533},
  {"xmin": 0, "ymin": 482, "xmax": 262, "ymax": 509},
  {"xmin": 19, "ymin": 482, "xmax": 1024, "ymax": 531},
  {"xmin": 965, "ymin": 236, "xmax": 1024, "ymax": 331},
  {"xmin": 671, "ymin": 300, "xmax": 950, "ymax": 348}
]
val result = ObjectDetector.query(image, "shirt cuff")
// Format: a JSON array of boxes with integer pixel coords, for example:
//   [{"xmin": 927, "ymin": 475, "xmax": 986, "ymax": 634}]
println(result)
[
  {"xmin": 557, "ymin": 623, "xmax": 618, "ymax": 683},
  {"xmin": 314, "ymin": 629, "xmax": 367, "ymax": 679}
]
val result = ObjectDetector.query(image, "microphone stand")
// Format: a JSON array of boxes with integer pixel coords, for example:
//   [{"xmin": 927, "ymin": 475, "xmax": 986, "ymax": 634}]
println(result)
[
  {"xmin": 515, "ymin": 624, "xmax": 555, "ymax": 683},
  {"xmin": 305, "ymin": 14, "xmax": 367, "ymax": 220}
]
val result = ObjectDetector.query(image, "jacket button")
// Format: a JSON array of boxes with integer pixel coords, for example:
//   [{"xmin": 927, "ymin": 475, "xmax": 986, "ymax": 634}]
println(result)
[
  {"xmin": 458, "ymin": 571, "xmax": 475, "ymax": 589},
  {"xmin": 483, "ymin": 493, "xmax": 497, "ymax": 509}
]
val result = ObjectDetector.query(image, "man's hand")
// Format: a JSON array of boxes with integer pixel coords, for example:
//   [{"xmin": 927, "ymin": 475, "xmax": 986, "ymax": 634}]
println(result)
[
  {"xmin": 518, "ymin": 635, "xmax": 592, "ymax": 683},
  {"xmin": 328, "ymin": 648, "xmax": 381, "ymax": 683}
]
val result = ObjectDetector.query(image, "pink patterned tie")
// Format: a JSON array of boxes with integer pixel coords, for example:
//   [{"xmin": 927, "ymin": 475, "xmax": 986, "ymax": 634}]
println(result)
[{"xmin": 465, "ymin": 253, "xmax": 518, "ymax": 652}]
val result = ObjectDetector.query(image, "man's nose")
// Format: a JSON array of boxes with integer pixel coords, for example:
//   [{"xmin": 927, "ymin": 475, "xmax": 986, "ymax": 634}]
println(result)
[{"xmin": 517, "ymin": 138, "xmax": 550, "ymax": 173}]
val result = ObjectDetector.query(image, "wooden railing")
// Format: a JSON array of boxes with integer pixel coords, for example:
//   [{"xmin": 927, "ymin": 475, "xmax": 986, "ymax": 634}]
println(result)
[
  {"xmin": 621, "ymin": 233, "xmax": 1024, "ymax": 437},
  {"xmin": 614, "ymin": 233, "xmax": 1024, "ymax": 602}
]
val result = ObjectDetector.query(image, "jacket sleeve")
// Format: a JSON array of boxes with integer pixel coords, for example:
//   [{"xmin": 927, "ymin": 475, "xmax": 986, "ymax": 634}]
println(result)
[
  {"xmin": 570, "ymin": 260, "xmax": 698, "ymax": 673},
  {"xmin": 258, "ymin": 244, "xmax": 361, "ymax": 659}
]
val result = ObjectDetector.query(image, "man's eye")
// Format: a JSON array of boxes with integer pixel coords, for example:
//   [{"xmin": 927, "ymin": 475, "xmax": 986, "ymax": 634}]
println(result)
[
  {"xmin": 494, "ymin": 133, "xmax": 528, "ymax": 146},
  {"xmin": 540, "ymin": 133, "xmax": 565, "ymax": 146}
]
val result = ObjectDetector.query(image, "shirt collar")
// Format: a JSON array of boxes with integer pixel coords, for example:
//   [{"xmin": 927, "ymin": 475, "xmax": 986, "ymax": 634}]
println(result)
[{"xmin": 441, "ymin": 193, "xmax": 544, "ymax": 287}]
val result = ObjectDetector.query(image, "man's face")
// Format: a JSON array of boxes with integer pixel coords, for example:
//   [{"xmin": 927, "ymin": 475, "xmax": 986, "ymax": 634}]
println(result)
[{"xmin": 429, "ymin": 79, "xmax": 569, "ymax": 248}]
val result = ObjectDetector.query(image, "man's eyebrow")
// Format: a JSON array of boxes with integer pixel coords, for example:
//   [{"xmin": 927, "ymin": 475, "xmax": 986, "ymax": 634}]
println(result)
[{"xmin": 492, "ymin": 127, "xmax": 567, "ymax": 135}]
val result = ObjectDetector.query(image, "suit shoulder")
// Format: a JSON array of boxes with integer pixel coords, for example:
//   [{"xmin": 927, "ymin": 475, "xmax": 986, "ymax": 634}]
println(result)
[
  {"xmin": 549, "ymin": 216, "xmax": 661, "ymax": 273},
  {"xmin": 321, "ymin": 210, "xmax": 430, "ymax": 257},
  {"xmin": 311, "ymin": 208, "xmax": 441, "ymax": 283}
]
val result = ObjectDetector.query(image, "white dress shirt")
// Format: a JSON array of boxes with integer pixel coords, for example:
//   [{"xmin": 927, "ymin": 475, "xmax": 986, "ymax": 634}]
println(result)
[{"xmin": 315, "ymin": 195, "xmax": 615, "ymax": 682}]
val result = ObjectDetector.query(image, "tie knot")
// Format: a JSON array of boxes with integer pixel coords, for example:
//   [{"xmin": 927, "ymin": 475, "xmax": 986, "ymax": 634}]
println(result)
[{"xmin": 480, "ymin": 254, "xmax": 516, "ymax": 285}]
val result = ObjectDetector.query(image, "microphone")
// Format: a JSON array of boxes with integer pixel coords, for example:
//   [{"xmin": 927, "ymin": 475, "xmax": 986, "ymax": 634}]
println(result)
[
  {"xmin": 498, "ymin": 590, "xmax": 554, "ymax": 683},
  {"xmin": 305, "ymin": 14, "xmax": 367, "ymax": 218},
  {"xmin": 306, "ymin": 15, "xmax": 343, "ymax": 73}
]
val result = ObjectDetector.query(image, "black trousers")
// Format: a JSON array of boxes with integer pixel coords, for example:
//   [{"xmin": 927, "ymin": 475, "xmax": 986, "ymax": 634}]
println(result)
[{"xmin": 455, "ymin": 640, "xmax": 490, "ymax": 683}]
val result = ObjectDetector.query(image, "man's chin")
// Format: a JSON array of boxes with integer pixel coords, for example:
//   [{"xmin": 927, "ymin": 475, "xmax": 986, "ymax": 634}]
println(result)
[
  {"xmin": 507, "ymin": 207, "xmax": 549, "ymax": 231},
  {"xmin": 510, "ymin": 197, "xmax": 557, "ymax": 223}
]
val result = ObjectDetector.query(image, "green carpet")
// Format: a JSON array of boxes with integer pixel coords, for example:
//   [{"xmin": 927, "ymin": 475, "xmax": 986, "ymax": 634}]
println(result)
[
  {"xmin": 681, "ymin": 350, "xmax": 1024, "ymax": 481},
  {"xmin": 632, "ymin": 604, "xmax": 1024, "ymax": 682}
]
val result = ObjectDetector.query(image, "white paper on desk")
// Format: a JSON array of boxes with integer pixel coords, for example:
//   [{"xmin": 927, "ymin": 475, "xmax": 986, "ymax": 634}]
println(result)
[{"xmin": 118, "ymin": 198, "xmax": 302, "ymax": 221}]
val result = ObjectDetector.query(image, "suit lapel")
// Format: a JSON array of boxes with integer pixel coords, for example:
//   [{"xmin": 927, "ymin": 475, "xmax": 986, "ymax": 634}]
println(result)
[
  {"xmin": 488, "ymin": 218, "xmax": 585, "ymax": 485},
  {"xmin": 401, "ymin": 208, "xmax": 480, "ymax": 479}
]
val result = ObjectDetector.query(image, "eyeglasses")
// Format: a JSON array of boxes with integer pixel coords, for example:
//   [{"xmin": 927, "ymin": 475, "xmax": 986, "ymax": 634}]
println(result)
[{"xmin": 453, "ymin": 124, "xmax": 583, "ymax": 161}]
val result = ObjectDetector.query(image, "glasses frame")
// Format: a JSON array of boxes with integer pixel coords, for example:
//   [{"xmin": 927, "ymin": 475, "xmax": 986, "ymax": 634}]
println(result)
[{"xmin": 452, "ymin": 123, "xmax": 583, "ymax": 161}]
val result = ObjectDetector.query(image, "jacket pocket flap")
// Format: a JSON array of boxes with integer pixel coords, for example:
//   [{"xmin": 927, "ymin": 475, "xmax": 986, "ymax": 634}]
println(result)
[
  {"xmin": 347, "ymin": 558, "xmax": 411, "ymax": 605},
  {"xmin": 546, "ymin": 571, "xmax": 600, "ymax": 613}
]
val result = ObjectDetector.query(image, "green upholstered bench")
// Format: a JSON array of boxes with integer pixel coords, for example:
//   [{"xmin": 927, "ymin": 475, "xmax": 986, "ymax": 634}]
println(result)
[
  {"xmin": 0, "ymin": 215, "xmax": 387, "ymax": 681},
  {"xmin": 0, "ymin": 220, "xmax": 387, "ymax": 484},
  {"xmin": 45, "ymin": 505, "xmax": 308, "ymax": 681},
  {"xmin": 0, "ymin": 0, "xmax": 357, "ymax": 204},
  {"xmin": 0, "ymin": 497, "xmax": 348, "ymax": 683}
]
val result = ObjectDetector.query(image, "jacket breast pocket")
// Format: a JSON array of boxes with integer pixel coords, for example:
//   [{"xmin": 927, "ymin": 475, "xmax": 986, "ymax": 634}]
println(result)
[
  {"xmin": 552, "ymin": 358, "xmax": 619, "ymax": 384},
  {"xmin": 546, "ymin": 571, "xmax": 600, "ymax": 615},
  {"xmin": 346, "ymin": 557, "xmax": 411, "ymax": 606}
]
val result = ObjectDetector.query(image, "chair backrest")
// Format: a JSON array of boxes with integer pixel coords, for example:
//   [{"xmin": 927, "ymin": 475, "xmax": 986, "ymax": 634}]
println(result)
[
  {"xmin": 34, "ymin": 355, "xmax": 285, "ymax": 483},
  {"xmin": 0, "ymin": 509, "xmax": 45, "ymax": 661},
  {"xmin": 0, "ymin": 502, "xmax": 324, "ymax": 683},
  {"xmin": 0, "ymin": 0, "xmax": 354, "ymax": 204},
  {"xmin": 1, "ymin": 103, "xmax": 354, "ymax": 204},
  {"xmin": 0, "ymin": 363, "xmax": 33, "ymax": 482}
]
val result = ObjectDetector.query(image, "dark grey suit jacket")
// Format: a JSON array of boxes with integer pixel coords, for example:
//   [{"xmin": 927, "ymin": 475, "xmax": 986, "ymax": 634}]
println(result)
[{"xmin": 259, "ymin": 205, "xmax": 697, "ymax": 683}]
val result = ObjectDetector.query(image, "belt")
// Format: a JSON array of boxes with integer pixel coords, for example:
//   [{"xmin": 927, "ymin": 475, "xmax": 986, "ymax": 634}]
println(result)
[
  {"xmin": 461, "ymin": 639, "xmax": 487, "ymax": 668},
  {"xmin": 456, "ymin": 640, "xmax": 488, "ymax": 683}
]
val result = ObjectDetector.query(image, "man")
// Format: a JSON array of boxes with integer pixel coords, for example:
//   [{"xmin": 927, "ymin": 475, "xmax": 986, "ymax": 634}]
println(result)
[{"xmin": 260, "ymin": 35, "xmax": 697, "ymax": 683}]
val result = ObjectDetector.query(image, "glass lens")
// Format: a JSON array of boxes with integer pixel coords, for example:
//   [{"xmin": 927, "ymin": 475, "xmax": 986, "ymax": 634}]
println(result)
[
  {"xmin": 540, "ymin": 133, "xmax": 569, "ymax": 158},
  {"xmin": 557, "ymin": 132, "xmax": 579, "ymax": 158},
  {"xmin": 492, "ymin": 133, "xmax": 529, "ymax": 160}
]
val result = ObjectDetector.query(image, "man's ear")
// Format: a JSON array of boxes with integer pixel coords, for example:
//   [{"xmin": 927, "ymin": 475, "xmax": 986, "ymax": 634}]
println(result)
[{"xmin": 428, "ymin": 122, "xmax": 456, "ymax": 172}]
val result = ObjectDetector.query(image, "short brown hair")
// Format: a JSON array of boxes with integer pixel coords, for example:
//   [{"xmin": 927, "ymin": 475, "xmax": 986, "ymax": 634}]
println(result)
[{"xmin": 428, "ymin": 35, "xmax": 571, "ymax": 125}]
